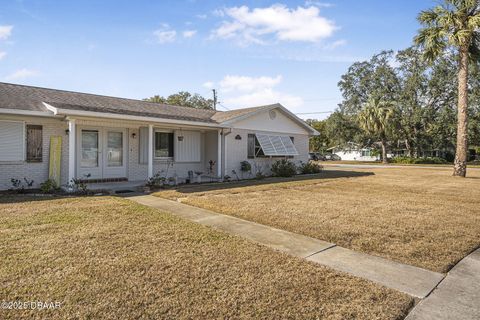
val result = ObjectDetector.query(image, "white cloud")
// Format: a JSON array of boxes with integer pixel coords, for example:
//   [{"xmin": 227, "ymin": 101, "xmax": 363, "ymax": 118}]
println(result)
[
  {"xmin": 211, "ymin": 5, "xmax": 337, "ymax": 45},
  {"xmin": 305, "ymin": 1, "xmax": 333, "ymax": 8},
  {"xmin": 5, "ymin": 68, "xmax": 38, "ymax": 80},
  {"xmin": 208, "ymin": 75, "xmax": 303, "ymax": 109},
  {"xmin": 323, "ymin": 39, "xmax": 347, "ymax": 50},
  {"xmin": 183, "ymin": 30, "xmax": 197, "ymax": 38},
  {"xmin": 0, "ymin": 51, "xmax": 6, "ymax": 60},
  {"xmin": 0, "ymin": 25, "xmax": 13, "ymax": 40},
  {"xmin": 153, "ymin": 24, "xmax": 176, "ymax": 44},
  {"xmin": 224, "ymin": 89, "xmax": 303, "ymax": 109},
  {"xmin": 220, "ymin": 75, "xmax": 283, "ymax": 93}
]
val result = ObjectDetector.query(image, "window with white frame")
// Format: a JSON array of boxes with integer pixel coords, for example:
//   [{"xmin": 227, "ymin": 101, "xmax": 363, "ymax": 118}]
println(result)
[
  {"xmin": 0, "ymin": 120, "xmax": 24, "ymax": 161},
  {"xmin": 361, "ymin": 150, "xmax": 371, "ymax": 157},
  {"xmin": 154, "ymin": 131, "xmax": 174, "ymax": 158}
]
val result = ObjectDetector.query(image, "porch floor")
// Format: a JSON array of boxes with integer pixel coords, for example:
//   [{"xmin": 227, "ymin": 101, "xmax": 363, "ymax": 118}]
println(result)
[{"xmin": 87, "ymin": 180, "xmax": 145, "ymax": 193}]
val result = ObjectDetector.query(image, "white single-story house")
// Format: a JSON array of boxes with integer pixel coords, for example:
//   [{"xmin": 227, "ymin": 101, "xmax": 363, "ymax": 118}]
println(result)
[
  {"xmin": 0, "ymin": 82, "xmax": 318, "ymax": 190},
  {"xmin": 329, "ymin": 143, "xmax": 379, "ymax": 162}
]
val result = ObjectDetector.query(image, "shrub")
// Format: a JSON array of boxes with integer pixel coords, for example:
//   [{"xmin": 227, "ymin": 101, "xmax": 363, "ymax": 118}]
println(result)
[
  {"xmin": 67, "ymin": 178, "xmax": 88, "ymax": 194},
  {"xmin": 391, "ymin": 156, "xmax": 448, "ymax": 164},
  {"xmin": 40, "ymin": 179, "xmax": 59, "ymax": 194},
  {"xmin": 271, "ymin": 159, "xmax": 297, "ymax": 177},
  {"xmin": 146, "ymin": 172, "xmax": 166, "ymax": 188},
  {"xmin": 240, "ymin": 161, "xmax": 252, "ymax": 173},
  {"xmin": 298, "ymin": 161, "xmax": 323, "ymax": 174},
  {"xmin": 255, "ymin": 172, "xmax": 266, "ymax": 180},
  {"xmin": 9, "ymin": 177, "xmax": 34, "ymax": 193}
]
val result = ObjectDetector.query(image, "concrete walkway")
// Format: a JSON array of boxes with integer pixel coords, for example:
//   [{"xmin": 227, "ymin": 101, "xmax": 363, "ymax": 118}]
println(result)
[
  {"xmin": 129, "ymin": 195, "xmax": 443, "ymax": 299},
  {"xmin": 323, "ymin": 163, "xmax": 480, "ymax": 170},
  {"xmin": 406, "ymin": 248, "xmax": 480, "ymax": 320}
]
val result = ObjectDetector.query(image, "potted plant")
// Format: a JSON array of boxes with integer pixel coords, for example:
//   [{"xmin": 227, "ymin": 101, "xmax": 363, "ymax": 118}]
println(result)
[{"xmin": 194, "ymin": 171, "xmax": 203, "ymax": 183}]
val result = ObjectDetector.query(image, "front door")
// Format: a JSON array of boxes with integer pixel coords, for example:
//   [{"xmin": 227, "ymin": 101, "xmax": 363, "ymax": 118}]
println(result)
[
  {"xmin": 77, "ymin": 127, "xmax": 127, "ymax": 180},
  {"xmin": 103, "ymin": 129, "xmax": 127, "ymax": 179}
]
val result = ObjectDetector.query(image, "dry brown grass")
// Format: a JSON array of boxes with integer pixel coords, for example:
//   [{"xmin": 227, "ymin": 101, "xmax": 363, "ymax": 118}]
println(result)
[
  {"xmin": 0, "ymin": 196, "xmax": 412, "ymax": 319},
  {"xmin": 155, "ymin": 167, "xmax": 480, "ymax": 273}
]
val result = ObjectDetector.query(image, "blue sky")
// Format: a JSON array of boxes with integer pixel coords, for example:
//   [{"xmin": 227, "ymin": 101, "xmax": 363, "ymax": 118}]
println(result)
[{"xmin": 0, "ymin": 0, "xmax": 432, "ymax": 118}]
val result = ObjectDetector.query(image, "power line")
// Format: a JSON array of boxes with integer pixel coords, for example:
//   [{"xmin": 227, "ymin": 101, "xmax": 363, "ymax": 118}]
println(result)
[
  {"xmin": 295, "ymin": 111, "xmax": 333, "ymax": 115},
  {"xmin": 218, "ymin": 103, "xmax": 231, "ymax": 111}
]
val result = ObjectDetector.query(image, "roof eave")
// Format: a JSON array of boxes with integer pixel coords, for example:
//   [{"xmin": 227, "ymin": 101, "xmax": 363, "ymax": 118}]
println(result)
[
  {"xmin": 0, "ymin": 108, "xmax": 59, "ymax": 118},
  {"xmin": 43, "ymin": 102, "xmax": 226, "ymax": 128}
]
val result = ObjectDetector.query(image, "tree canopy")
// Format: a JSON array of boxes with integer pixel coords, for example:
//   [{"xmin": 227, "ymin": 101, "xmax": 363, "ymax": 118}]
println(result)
[
  {"xmin": 312, "ymin": 46, "xmax": 480, "ymax": 163},
  {"xmin": 414, "ymin": 0, "xmax": 480, "ymax": 176},
  {"xmin": 144, "ymin": 91, "xmax": 214, "ymax": 110}
]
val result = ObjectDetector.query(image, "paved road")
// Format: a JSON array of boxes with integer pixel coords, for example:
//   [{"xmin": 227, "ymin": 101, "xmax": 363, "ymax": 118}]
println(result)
[{"xmin": 322, "ymin": 163, "xmax": 480, "ymax": 170}]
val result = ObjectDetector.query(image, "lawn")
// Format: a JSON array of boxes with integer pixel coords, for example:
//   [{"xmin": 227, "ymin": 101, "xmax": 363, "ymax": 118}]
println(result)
[
  {"xmin": 0, "ymin": 196, "xmax": 412, "ymax": 319},
  {"xmin": 155, "ymin": 167, "xmax": 480, "ymax": 273}
]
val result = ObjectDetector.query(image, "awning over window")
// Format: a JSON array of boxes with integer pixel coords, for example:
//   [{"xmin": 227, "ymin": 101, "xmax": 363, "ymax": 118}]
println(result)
[{"xmin": 256, "ymin": 134, "xmax": 298, "ymax": 156}]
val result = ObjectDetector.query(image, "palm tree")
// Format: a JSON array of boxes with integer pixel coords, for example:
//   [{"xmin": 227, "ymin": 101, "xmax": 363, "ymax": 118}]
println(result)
[
  {"xmin": 415, "ymin": 0, "xmax": 480, "ymax": 177},
  {"xmin": 358, "ymin": 98, "xmax": 396, "ymax": 164}
]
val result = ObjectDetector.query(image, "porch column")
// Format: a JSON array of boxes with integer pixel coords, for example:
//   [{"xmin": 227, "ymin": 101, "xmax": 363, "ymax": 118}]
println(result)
[
  {"xmin": 217, "ymin": 129, "xmax": 222, "ymax": 178},
  {"xmin": 68, "ymin": 119, "xmax": 76, "ymax": 183},
  {"xmin": 148, "ymin": 124, "xmax": 153, "ymax": 178}
]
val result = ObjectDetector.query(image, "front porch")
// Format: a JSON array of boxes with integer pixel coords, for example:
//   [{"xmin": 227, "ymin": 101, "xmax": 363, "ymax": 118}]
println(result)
[{"xmin": 67, "ymin": 117, "xmax": 224, "ymax": 184}]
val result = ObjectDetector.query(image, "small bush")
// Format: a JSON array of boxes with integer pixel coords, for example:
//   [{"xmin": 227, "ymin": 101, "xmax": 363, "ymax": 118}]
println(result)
[
  {"xmin": 271, "ymin": 159, "xmax": 297, "ymax": 177},
  {"xmin": 67, "ymin": 178, "xmax": 88, "ymax": 194},
  {"xmin": 9, "ymin": 177, "xmax": 35, "ymax": 193},
  {"xmin": 240, "ymin": 161, "xmax": 252, "ymax": 173},
  {"xmin": 298, "ymin": 161, "xmax": 323, "ymax": 174},
  {"xmin": 146, "ymin": 172, "xmax": 166, "ymax": 188},
  {"xmin": 391, "ymin": 156, "xmax": 448, "ymax": 164},
  {"xmin": 40, "ymin": 179, "xmax": 59, "ymax": 194},
  {"xmin": 255, "ymin": 172, "xmax": 266, "ymax": 180}
]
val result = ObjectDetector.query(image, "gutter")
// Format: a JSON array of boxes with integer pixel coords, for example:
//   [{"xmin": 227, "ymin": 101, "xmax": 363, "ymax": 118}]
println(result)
[
  {"xmin": 42, "ymin": 102, "xmax": 228, "ymax": 129},
  {"xmin": 0, "ymin": 108, "xmax": 59, "ymax": 118}
]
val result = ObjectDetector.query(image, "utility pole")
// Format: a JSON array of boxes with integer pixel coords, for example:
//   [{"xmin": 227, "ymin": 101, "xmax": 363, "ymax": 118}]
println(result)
[{"xmin": 212, "ymin": 89, "xmax": 217, "ymax": 110}]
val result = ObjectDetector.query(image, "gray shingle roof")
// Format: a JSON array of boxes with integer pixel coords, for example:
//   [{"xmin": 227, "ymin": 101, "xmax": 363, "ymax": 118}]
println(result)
[
  {"xmin": 0, "ymin": 83, "xmax": 307, "ymax": 132},
  {"xmin": 0, "ymin": 82, "xmax": 218, "ymax": 123},
  {"xmin": 211, "ymin": 104, "xmax": 277, "ymax": 123}
]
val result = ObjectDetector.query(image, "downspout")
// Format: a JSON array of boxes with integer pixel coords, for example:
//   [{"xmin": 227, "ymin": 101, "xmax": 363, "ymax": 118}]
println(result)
[{"xmin": 222, "ymin": 129, "xmax": 232, "ymax": 178}]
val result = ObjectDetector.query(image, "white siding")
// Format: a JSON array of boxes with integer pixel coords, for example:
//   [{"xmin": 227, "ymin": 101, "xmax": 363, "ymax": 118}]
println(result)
[
  {"xmin": 175, "ymin": 130, "xmax": 201, "ymax": 162},
  {"xmin": 0, "ymin": 120, "xmax": 24, "ymax": 161},
  {"xmin": 0, "ymin": 115, "xmax": 69, "ymax": 190},
  {"xmin": 224, "ymin": 128, "xmax": 309, "ymax": 178},
  {"xmin": 232, "ymin": 109, "xmax": 310, "ymax": 135}
]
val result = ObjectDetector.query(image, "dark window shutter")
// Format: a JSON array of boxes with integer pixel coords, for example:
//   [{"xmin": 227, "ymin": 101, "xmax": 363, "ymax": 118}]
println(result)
[
  {"xmin": 247, "ymin": 134, "xmax": 255, "ymax": 159},
  {"xmin": 26, "ymin": 125, "xmax": 42, "ymax": 162}
]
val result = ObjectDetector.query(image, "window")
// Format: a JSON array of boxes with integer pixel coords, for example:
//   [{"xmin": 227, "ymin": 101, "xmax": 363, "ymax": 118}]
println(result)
[
  {"xmin": 155, "ymin": 131, "xmax": 174, "ymax": 158},
  {"xmin": 361, "ymin": 150, "xmax": 371, "ymax": 157},
  {"xmin": 26, "ymin": 125, "xmax": 43, "ymax": 162},
  {"xmin": 247, "ymin": 134, "xmax": 265, "ymax": 158},
  {"xmin": 247, "ymin": 134, "xmax": 255, "ymax": 158},
  {"xmin": 247, "ymin": 133, "xmax": 298, "ymax": 158},
  {"xmin": 81, "ymin": 130, "xmax": 99, "ymax": 168},
  {"xmin": 0, "ymin": 120, "xmax": 24, "ymax": 161}
]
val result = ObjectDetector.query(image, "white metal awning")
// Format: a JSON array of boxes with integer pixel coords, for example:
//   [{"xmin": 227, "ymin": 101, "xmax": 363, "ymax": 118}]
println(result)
[{"xmin": 256, "ymin": 134, "xmax": 299, "ymax": 156}]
